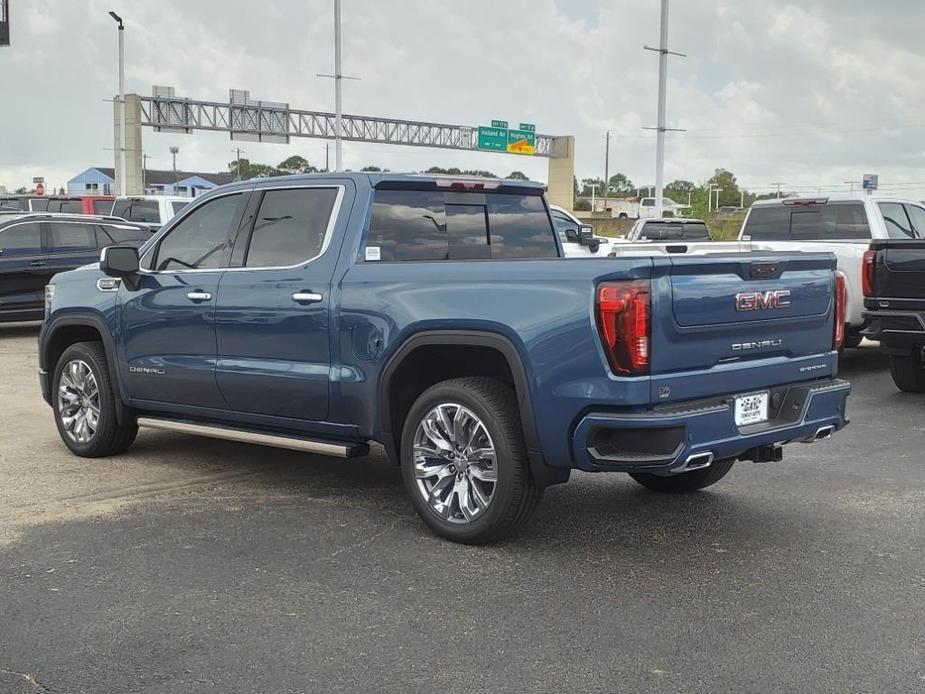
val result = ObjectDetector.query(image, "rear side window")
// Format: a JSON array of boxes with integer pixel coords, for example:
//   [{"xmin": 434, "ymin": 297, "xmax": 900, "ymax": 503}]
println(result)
[
  {"xmin": 366, "ymin": 190, "xmax": 556, "ymax": 261},
  {"xmin": 29, "ymin": 199, "xmax": 49, "ymax": 212},
  {"xmin": 744, "ymin": 203, "xmax": 870, "ymax": 240},
  {"xmin": 903, "ymin": 204, "xmax": 925, "ymax": 238},
  {"xmin": 879, "ymin": 202, "xmax": 916, "ymax": 239},
  {"xmin": 244, "ymin": 188, "xmax": 339, "ymax": 268},
  {"xmin": 113, "ymin": 200, "xmax": 160, "ymax": 224},
  {"xmin": 59, "ymin": 200, "xmax": 82, "ymax": 214},
  {"xmin": 0, "ymin": 223, "xmax": 42, "ymax": 255},
  {"xmin": 93, "ymin": 200, "xmax": 113, "ymax": 215},
  {"xmin": 48, "ymin": 222, "xmax": 97, "ymax": 252}
]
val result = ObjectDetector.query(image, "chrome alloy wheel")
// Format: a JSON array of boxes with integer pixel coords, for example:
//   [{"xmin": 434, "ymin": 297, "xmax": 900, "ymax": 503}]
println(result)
[
  {"xmin": 57, "ymin": 359, "xmax": 100, "ymax": 444},
  {"xmin": 412, "ymin": 403, "xmax": 498, "ymax": 524}
]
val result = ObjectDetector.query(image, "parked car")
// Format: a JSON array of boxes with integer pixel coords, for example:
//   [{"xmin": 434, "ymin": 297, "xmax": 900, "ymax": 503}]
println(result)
[
  {"xmin": 0, "ymin": 214, "xmax": 150, "ymax": 322},
  {"xmin": 624, "ymin": 218, "xmax": 712, "ymax": 242},
  {"xmin": 43, "ymin": 195, "xmax": 116, "ymax": 215},
  {"xmin": 110, "ymin": 195, "xmax": 190, "ymax": 229},
  {"xmin": 739, "ymin": 196, "xmax": 925, "ymax": 347},
  {"xmin": 548, "ymin": 204, "xmax": 613, "ymax": 256},
  {"xmin": 39, "ymin": 173, "xmax": 850, "ymax": 544},
  {"xmin": 862, "ymin": 238, "xmax": 925, "ymax": 391}
]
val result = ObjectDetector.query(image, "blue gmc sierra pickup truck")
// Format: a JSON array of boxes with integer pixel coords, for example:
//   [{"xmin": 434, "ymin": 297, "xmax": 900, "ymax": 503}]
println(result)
[{"xmin": 39, "ymin": 173, "xmax": 851, "ymax": 543}]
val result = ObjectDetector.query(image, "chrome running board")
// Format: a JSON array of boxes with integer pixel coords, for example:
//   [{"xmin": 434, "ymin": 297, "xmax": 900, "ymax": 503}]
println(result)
[{"xmin": 136, "ymin": 417, "xmax": 369, "ymax": 458}]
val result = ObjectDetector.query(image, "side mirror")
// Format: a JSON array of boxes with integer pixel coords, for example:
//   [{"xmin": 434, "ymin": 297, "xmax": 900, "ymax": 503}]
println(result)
[
  {"xmin": 578, "ymin": 225, "xmax": 595, "ymax": 244},
  {"xmin": 100, "ymin": 246, "xmax": 139, "ymax": 277},
  {"xmin": 564, "ymin": 227, "xmax": 580, "ymax": 243},
  {"xmin": 587, "ymin": 239, "xmax": 601, "ymax": 254}
]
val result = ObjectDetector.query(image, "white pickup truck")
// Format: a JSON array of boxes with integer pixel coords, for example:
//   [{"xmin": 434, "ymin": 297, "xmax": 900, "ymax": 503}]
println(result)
[
  {"xmin": 548, "ymin": 204, "xmax": 616, "ymax": 257},
  {"xmin": 110, "ymin": 195, "xmax": 191, "ymax": 230},
  {"xmin": 739, "ymin": 196, "xmax": 925, "ymax": 347}
]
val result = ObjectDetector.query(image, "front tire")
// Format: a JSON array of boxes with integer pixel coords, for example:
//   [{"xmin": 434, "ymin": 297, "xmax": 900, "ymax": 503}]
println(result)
[
  {"xmin": 400, "ymin": 377, "xmax": 541, "ymax": 544},
  {"xmin": 630, "ymin": 458, "xmax": 735, "ymax": 494},
  {"xmin": 53, "ymin": 341, "xmax": 138, "ymax": 457},
  {"xmin": 889, "ymin": 354, "xmax": 925, "ymax": 392}
]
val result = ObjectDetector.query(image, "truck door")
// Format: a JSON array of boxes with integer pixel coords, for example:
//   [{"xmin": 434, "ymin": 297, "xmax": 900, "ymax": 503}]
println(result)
[
  {"xmin": 119, "ymin": 191, "xmax": 251, "ymax": 409},
  {"xmin": 0, "ymin": 221, "xmax": 47, "ymax": 316},
  {"xmin": 213, "ymin": 184, "xmax": 347, "ymax": 421}
]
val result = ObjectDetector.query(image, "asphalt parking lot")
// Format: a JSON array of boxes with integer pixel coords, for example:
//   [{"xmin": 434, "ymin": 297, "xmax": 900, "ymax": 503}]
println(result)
[{"xmin": 1, "ymin": 322, "xmax": 923, "ymax": 694}]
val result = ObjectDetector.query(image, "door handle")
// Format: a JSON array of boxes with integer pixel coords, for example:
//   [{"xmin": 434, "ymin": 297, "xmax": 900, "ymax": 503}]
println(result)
[
  {"xmin": 292, "ymin": 291, "xmax": 323, "ymax": 304},
  {"xmin": 186, "ymin": 291, "xmax": 212, "ymax": 302},
  {"xmin": 29, "ymin": 260, "xmax": 46, "ymax": 267}
]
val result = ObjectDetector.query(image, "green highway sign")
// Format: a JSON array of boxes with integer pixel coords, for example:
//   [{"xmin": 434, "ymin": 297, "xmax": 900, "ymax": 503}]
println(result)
[
  {"xmin": 478, "ymin": 126, "xmax": 507, "ymax": 152},
  {"xmin": 491, "ymin": 119, "xmax": 508, "ymax": 129},
  {"xmin": 507, "ymin": 128, "xmax": 536, "ymax": 155},
  {"xmin": 519, "ymin": 123, "xmax": 536, "ymax": 132}
]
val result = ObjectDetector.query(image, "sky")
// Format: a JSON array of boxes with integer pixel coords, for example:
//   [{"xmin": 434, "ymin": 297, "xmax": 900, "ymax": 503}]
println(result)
[{"xmin": 2, "ymin": 0, "xmax": 925, "ymax": 198}]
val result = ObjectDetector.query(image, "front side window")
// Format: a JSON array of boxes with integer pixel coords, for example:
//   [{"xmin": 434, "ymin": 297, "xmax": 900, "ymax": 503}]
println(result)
[
  {"xmin": 245, "ymin": 188, "xmax": 339, "ymax": 268},
  {"xmin": 151, "ymin": 193, "xmax": 245, "ymax": 272},
  {"xmin": 0, "ymin": 223, "xmax": 42, "ymax": 256},
  {"xmin": 48, "ymin": 222, "xmax": 96, "ymax": 252},
  {"xmin": 880, "ymin": 203, "xmax": 915, "ymax": 239}
]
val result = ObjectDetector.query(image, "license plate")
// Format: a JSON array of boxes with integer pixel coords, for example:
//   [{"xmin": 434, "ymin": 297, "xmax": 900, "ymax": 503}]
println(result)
[{"xmin": 734, "ymin": 391, "xmax": 769, "ymax": 426}]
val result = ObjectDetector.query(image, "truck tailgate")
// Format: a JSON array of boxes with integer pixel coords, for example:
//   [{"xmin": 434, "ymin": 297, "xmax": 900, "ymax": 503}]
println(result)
[
  {"xmin": 649, "ymin": 252, "xmax": 838, "ymax": 402},
  {"xmin": 876, "ymin": 240, "xmax": 925, "ymax": 299}
]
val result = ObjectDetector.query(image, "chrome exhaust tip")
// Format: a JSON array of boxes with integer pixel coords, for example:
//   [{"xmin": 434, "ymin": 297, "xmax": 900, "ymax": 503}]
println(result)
[
  {"xmin": 681, "ymin": 451, "xmax": 714, "ymax": 472},
  {"xmin": 802, "ymin": 425, "xmax": 835, "ymax": 443}
]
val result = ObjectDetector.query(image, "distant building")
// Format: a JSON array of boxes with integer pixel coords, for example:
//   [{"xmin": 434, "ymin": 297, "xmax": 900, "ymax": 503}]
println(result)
[{"xmin": 68, "ymin": 167, "xmax": 235, "ymax": 197}]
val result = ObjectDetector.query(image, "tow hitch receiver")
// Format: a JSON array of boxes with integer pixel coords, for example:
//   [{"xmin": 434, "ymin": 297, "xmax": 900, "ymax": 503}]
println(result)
[{"xmin": 740, "ymin": 443, "xmax": 783, "ymax": 463}]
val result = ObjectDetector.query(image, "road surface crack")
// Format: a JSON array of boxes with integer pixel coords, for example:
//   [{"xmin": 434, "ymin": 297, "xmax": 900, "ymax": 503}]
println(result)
[{"xmin": 0, "ymin": 667, "xmax": 56, "ymax": 692}]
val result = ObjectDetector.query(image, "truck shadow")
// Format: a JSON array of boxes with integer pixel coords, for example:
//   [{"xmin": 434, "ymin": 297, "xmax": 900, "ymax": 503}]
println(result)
[
  {"xmin": 837, "ymin": 341, "xmax": 889, "ymax": 375},
  {"xmin": 0, "ymin": 321, "xmax": 42, "ymax": 339}
]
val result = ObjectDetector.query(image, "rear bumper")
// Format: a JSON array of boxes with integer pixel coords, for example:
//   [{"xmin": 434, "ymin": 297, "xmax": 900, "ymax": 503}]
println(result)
[
  {"xmin": 570, "ymin": 378, "xmax": 850, "ymax": 473},
  {"xmin": 862, "ymin": 308, "xmax": 925, "ymax": 353}
]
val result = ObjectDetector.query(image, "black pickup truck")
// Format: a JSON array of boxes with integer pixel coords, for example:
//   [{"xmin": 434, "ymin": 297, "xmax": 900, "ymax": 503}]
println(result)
[{"xmin": 863, "ymin": 239, "xmax": 925, "ymax": 391}]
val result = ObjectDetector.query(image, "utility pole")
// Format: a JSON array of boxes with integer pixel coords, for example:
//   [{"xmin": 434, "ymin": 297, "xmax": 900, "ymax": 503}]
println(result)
[
  {"xmin": 603, "ymin": 131, "xmax": 610, "ymax": 210},
  {"xmin": 771, "ymin": 181, "xmax": 785, "ymax": 199},
  {"xmin": 142, "ymin": 152, "xmax": 150, "ymax": 191},
  {"xmin": 109, "ymin": 11, "xmax": 125, "ymax": 197},
  {"xmin": 169, "ymin": 146, "xmax": 179, "ymax": 192},
  {"xmin": 644, "ymin": 0, "xmax": 685, "ymax": 219},
  {"xmin": 590, "ymin": 184, "xmax": 598, "ymax": 213},
  {"xmin": 740, "ymin": 190, "xmax": 744, "ymax": 208},
  {"xmin": 232, "ymin": 147, "xmax": 245, "ymax": 180},
  {"xmin": 325, "ymin": 142, "xmax": 330, "ymax": 172},
  {"xmin": 709, "ymin": 186, "xmax": 721, "ymax": 213},
  {"xmin": 316, "ymin": 1, "xmax": 360, "ymax": 172}
]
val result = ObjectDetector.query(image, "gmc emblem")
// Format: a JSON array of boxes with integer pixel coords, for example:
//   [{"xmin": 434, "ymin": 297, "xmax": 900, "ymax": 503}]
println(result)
[{"xmin": 735, "ymin": 289, "xmax": 791, "ymax": 311}]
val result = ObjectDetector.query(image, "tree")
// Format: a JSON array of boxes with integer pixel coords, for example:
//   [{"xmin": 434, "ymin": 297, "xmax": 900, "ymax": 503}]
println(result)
[
  {"xmin": 277, "ymin": 155, "xmax": 317, "ymax": 175},
  {"xmin": 706, "ymin": 168, "xmax": 741, "ymax": 208},
  {"xmin": 507, "ymin": 171, "xmax": 528, "ymax": 180},
  {"xmin": 607, "ymin": 172, "xmax": 635, "ymax": 196},
  {"xmin": 361, "ymin": 165, "xmax": 383, "ymax": 172},
  {"xmin": 573, "ymin": 198, "xmax": 591, "ymax": 211},
  {"xmin": 579, "ymin": 177, "xmax": 605, "ymax": 197},
  {"xmin": 228, "ymin": 158, "xmax": 277, "ymax": 180}
]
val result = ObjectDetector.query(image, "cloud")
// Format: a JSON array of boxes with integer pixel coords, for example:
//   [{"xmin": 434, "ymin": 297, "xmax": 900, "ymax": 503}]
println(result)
[{"xmin": 1, "ymin": 0, "xmax": 924, "ymax": 199}]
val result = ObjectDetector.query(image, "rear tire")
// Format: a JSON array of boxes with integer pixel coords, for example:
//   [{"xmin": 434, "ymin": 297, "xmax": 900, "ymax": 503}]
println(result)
[
  {"xmin": 53, "ymin": 341, "xmax": 138, "ymax": 457},
  {"xmin": 843, "ymin": 331, "xmax": 863, "ymax": 349},
  {"xmin": 889, "ymin": 354, "xmax": 925, "ymax": 393},
  {"xmin": 400, "ymin": 377, "xmax": 542, "ymax": 544},
  {"xmin": 629, "ymin": 458, "xmax": 735, "ymax": 494}
]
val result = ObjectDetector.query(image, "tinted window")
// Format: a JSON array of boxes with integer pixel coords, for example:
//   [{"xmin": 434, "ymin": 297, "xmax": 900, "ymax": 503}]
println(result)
[
  {"xmin": 682, "ymin": 222, "xmax": 710, "ymax": 240},
  {"xmin": 446, "ymin": 204, "xmax": 490, "ymax": 259},
  {"xmin": 152, "ymin": 194, "xmax": 244, "ymax": 271},
  {"xmin": 171, "ymin": 201, "xmax": 190, "ymax": 216},
  {"xmin": 742, "ymin": 205, "xmax": 791, "ymax": 240},
  {"xmin": 29, "ymin": 199, "xmax": 49, "ymax": 212},
  {"xmin": 99, "ymin": 224, "xmax": 148, "ymax": 246},
  {"xmin": 59, "ymin": 200, "xmax": 82, "ymax": 214},
  {"xmin": 790, "ymin": 203, "xmax": 870, "ymax": 240},
  {"xmin": 93, "ymin": 200, "xmax": 113, "ymax": 215},
  {"xmin": 0, "ymin": 223, "xmax": 42, "ymax": 255},
  {"xmin": 48, "ymin": 222, "xmax": 97, "ymax": 252},
  {"xmin": 639, "ymin": 223, "xmax": 683, "ymax": 240},
  {"xmin": 879, "ymin": 203, "xmax": 915, "ymax": 239},
  {"xmin": 903, "ymin": 205, "xmax": 925, "ymax": 238},
  {"xmin": 367, "ymin": 190, "xmax": 448, "ymax": 261},
  {"xmin": 486, "ymin": 193, "xmax": 557, "ymax": 259},
  {"xmin": 245, "ymin": 188, "xmax": 339, "ymax": 268},
  {"xmin": 113, "ymin": 199, "xmax": 159, "ymax": 224},
  {"xmin": 641, "ymin": 198, "xmax": 654, "ymax": 207}
]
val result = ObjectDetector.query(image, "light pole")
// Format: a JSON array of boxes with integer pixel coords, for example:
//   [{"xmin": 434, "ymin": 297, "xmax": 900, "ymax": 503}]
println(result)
[
  {"xmin": 109, "ymin": 11, "xmax": 125, "ymax": 197},
  {"xmin": 233, "ymin": 147, "xmax": 246, "ymax": 180},
  {"xmin": 590, "ymin": 184, "xmax": 598, "ymax": 213},
  {"xmin": 709, "ymin": 187, "xmax": 721, "ymax": 212},
  {"xmin": 843, "ymin": 180, "xmax": 857, "ymax": 195},
  {"xmin": 169, "ymin": 146, "xmax": 179, "ymax": 193}
]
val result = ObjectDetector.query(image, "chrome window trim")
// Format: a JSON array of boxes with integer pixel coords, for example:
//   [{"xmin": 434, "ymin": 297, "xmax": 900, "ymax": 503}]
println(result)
[{"xmin": 139, "ymin": 184, "xmax": 345, "ymax": 275}]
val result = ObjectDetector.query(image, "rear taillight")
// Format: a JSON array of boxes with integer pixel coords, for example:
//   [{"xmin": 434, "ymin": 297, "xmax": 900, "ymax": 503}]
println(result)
[
  {"xmin": 596, "ymin": 280, "xmax": 650, "ymax": 375},
  {"xmin": 834, "ymin": 271, "xmax": 847, "ymax": 349},
  {"xmin": 861, "ymin": 249, "xmax": 876, "ymax": 297}
]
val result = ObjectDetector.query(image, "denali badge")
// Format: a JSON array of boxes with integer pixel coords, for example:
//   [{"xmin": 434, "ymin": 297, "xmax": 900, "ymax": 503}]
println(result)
[
  {"xmin": 732, "ymin": 339, "xmax": 783, "ymax": 351},
  {"xmin": 129, "ymin": 366, "xmax": 166, "ymax": 375},
  {"xmin": 735, "ymin": 289, "xmax": 791, "ymax": 311}
]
